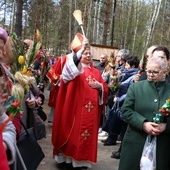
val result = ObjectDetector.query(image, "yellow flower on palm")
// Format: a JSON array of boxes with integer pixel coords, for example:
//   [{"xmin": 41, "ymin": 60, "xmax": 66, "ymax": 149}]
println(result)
[
  {"xmin": 22, "ymin": 65, "xmax": 27, "ymax": 74},
  {"xmin": 18, "ymin": 55, "xmax": 25, "ymax": 65}
]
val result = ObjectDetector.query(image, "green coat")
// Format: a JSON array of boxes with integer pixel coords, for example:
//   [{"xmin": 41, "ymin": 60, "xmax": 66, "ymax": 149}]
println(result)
[{"xmin": 119, "ymin": 80, "xmax": 170, "ymax": 170}]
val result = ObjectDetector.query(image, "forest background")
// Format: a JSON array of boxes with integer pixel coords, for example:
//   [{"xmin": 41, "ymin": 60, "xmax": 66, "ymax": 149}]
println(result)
[{"xmin": 0, "ymin": 0, "xmax": 170, "ymax": 58}]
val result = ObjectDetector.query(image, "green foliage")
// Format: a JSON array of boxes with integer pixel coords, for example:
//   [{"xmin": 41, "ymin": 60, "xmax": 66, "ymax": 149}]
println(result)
[
  {"xmin": 10, "ymin": 33, "xmax": 25, "ymax": 74},
  {"xmin": 27, "ymin": 42, "xmax": 37, "ymax": 67},
  {"xmin": 10, "ymin": 31, "xmax": 41, "ymax": 74}
]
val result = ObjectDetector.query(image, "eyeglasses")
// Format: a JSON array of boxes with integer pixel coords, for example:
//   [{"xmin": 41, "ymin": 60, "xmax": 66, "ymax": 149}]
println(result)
[{"xmin": 146, "ymin": 70, "xmax": 162, "ymax": 75}]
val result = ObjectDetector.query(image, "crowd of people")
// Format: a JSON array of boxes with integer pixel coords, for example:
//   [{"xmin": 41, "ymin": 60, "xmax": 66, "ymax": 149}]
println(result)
[
  {"xmin": 0, "ymin": 26, "xmax": 49, "ymax": 170},
  {"xmin": 97, "ymin": 45, "xmax": 170, "ymax": 170},
  {"xmin": 46, "ymin": 31, "xmax": 170, "ymax": 170},
  {"xmin": 1, "ymin": 24, "xmax": 170, "ymax": 170}
]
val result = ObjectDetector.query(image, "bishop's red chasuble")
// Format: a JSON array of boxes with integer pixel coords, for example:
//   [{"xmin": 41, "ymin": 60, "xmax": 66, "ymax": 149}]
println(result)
[{"xmin": 52, "ymin": 63, "xmax": 108, "ymax": 163}]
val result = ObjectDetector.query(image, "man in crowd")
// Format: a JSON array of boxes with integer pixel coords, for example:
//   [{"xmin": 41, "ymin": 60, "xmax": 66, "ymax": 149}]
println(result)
[
  {"xmin": 51, "ymin": 33, "xmax": 108, "ymax": 170},
  {"xmin": 101, "ymin": 49, "xmax": 130, "ymax": 146},
  {"xmin": 115, "ymin": 49, "xmax": 130, "ymax": 71},
  {"xmin": 97, "ymin": 53, "xmax": 109, "ymax": 74}
]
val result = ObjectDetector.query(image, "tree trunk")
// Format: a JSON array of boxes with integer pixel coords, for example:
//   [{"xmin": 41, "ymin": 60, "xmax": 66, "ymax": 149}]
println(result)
[
  {"xmin": 83, "ymin": 0, "xmax": 89, "ymax": 31},
  {"xmin": 15, "ymin": 0, "xmax": 23, "ymax": 37},
  {"xmin": 132, "ymin": 0, "xmax": 140, "ymax": 53},
  {"xmin": 73, "ymin": 0, "xmax": 78, "ymax": 35},
  {"xmin": 68, "ymin": 0, "xmax": 72, "ymax": 51},
  {"xmin": 160, "ymin": 0, "xmax": 167, "ymax": 44},
  {"xmin": 123, "ymin": 0, "xmax": 132, "ymax": 48},
  {"xmin": 93, "ymin": 0, "xmax": 99, "ymax": 42},
  {"xmin": 86, "ymin": 0, "xmax": 93, "ymax": 38},
  {"xmin": 119, "ymin": 0, "xmax": 124, "ymax": 48},
  {"xmin": 10, "ymin": 0, "xmax": 16, "ymax": 34},
  {"xmin": 102, "ymin": 0, "xmax": 111, "ymax": 45},
  {"xmin": 111, "ymin": 0, "xmax": 117, "ymax": 46},
  {"xmin": 145, "ymin": 0, "xmax": 162, "ymax": 48},
  {"xmin": 96, "ymin": 0, "xmax": 102, "ymax": 44},
  {"xmin": 3, "ymin": 0, "xmax": 6, "ymax": 26}
]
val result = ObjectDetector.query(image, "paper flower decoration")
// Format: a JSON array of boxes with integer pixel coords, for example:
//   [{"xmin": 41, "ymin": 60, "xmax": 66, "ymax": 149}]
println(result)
[
  {"xmin": 18, "ymin": 55, "xmax": 25, "ymax": 65},
  {"xmin": 11, "ymin": 29, "xmax": 42, "ymax": 75},
  {"xmin": 153, "ymin": 98, "xmax": 170, "ymax": 123},
  {"xmin": 9, "ymin": 30, "xmax": 42, "ymax": 103},
  {"xmin": 6, "ymin": 97, "xmax": 23, "ymax": 117}
]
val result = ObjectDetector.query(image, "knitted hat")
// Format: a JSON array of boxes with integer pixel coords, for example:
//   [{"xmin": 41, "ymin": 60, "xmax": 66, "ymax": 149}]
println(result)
[
  {"xmin": 0, "ymin": 27, "xmax": 8, "ymax": 44},
  {"xmin": 71, "ymin": 33, "xmax": 84, "ymax": 53}
]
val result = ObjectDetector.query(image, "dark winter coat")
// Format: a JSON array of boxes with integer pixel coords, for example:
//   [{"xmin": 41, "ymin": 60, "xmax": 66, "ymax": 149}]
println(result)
[
  {"xmin": 116, "ymin": 68, "xmax": 139, "ymax": 105},
  {"xmin": 119, "ymin": 80, "xmax": 170, "ymax": 170},
  {"xmin": 97, "ymin": 62, "xmax": 106, "ymax": 74},
  {"xmin": 22, "ymin": 83, "xmax": 45, "ymax": 130}
]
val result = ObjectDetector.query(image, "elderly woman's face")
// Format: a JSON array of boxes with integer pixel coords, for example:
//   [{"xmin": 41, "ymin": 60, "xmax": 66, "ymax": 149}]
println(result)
[{"xmin": 146, "ymin": 62, "xmax": 166, "ymax": 82}]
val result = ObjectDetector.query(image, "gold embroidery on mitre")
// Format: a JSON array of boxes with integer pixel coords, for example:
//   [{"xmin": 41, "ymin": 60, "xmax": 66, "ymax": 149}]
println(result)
[
  {"xmin": 81, "ymin": 130, "xmax": 90, "ymax": 140},
  {"xmin": 85, "ymin": 101, "xmax": 94, "ymax": 112},
  {"xmin": 86, "ymin": 75, "xmax": 93, "ymax": 82}
]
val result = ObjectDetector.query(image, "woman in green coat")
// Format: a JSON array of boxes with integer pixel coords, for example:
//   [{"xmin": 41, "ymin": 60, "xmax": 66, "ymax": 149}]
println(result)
[{"xmin": 119, "ymin": 55, "xmax": 170, "ymax": 170}]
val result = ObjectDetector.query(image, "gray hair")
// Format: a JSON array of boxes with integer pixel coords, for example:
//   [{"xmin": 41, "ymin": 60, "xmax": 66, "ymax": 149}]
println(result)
[
  {"xmin": 117, "ymin": 49, "xmax": 130, "ymax": 61},
  {"xmin": 147, "ymin": 55, "xmax": 167, "ymax": 70}
]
